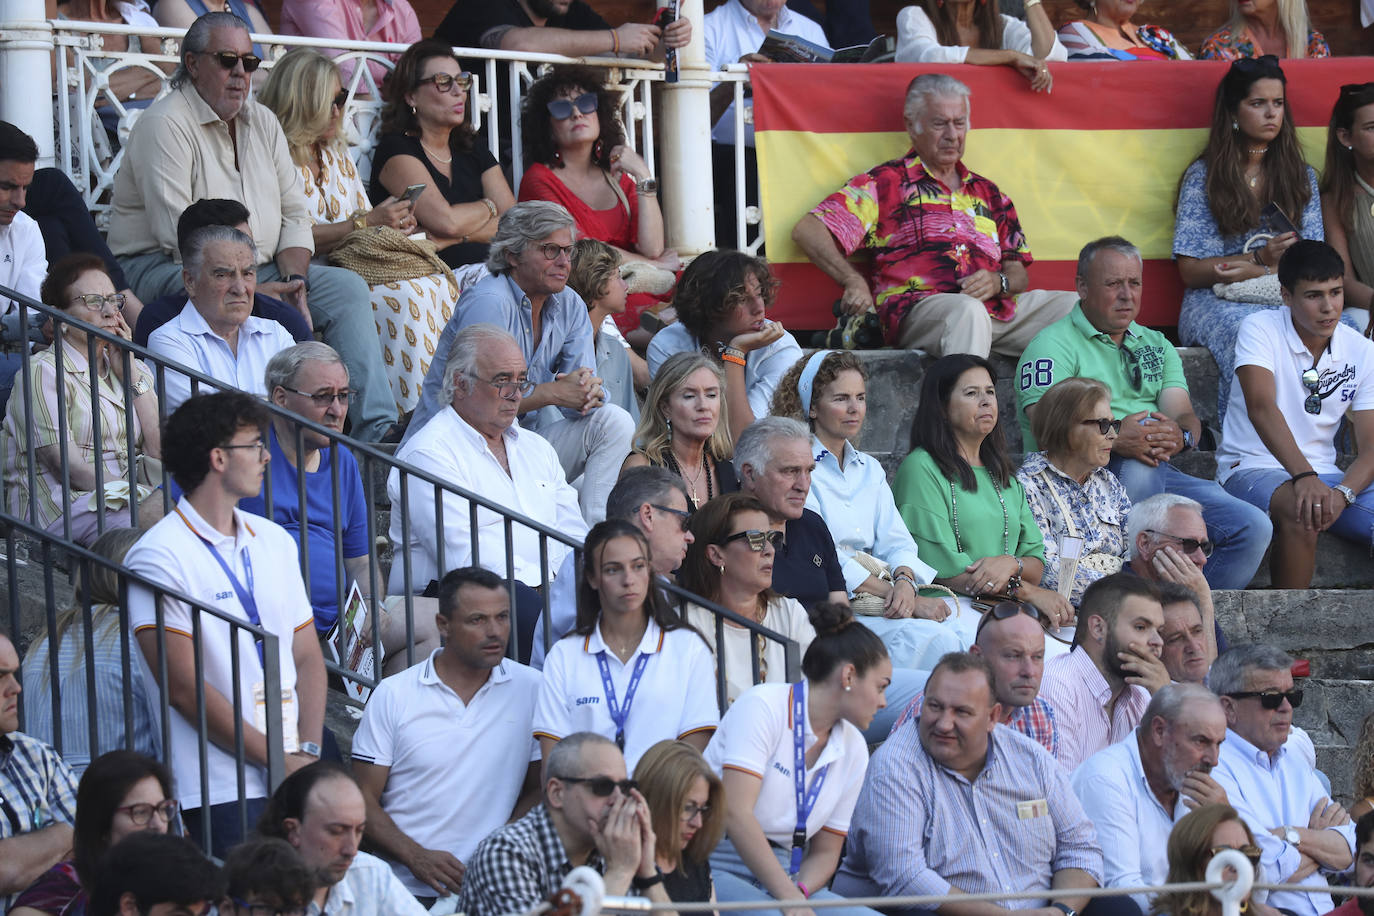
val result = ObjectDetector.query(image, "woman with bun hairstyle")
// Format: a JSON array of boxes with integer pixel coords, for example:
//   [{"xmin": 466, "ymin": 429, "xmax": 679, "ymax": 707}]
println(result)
[{"xmin": 702, "ymin": 602, "xmax": 887, "ymax": 916}]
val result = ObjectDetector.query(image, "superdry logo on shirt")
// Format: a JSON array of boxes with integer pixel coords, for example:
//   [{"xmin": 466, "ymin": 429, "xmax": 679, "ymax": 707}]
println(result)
[{"xmin": 1316, "ymin": 363, "xmax": 1357, "ymax": 402}]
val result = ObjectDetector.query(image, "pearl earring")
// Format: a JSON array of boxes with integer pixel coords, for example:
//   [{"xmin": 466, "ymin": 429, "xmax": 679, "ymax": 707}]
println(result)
[
  {"xmin": 1232, "ymin": 120, "xmax": 1239, "ymax": 131},
  {"xmin": 718, "ymin": 564, "xmax": 725, "ymax": 575},
  {"xmin": 844, "ymin": 684, "xmax": 852, "ymax": 692}
]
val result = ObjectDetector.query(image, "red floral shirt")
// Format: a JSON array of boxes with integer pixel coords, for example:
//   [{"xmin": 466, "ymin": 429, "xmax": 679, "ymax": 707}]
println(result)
[{"xmin": 810, "ymin": 151, "xmax": 1032, "ymax": 342}]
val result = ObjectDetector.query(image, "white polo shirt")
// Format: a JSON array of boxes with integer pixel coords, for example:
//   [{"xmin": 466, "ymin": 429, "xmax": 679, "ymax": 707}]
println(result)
[
  {"xmin": 125, "ymin": 498, "xmax": 313, "ymax": 809},
  {"xmin": 1218, "ymin": 307, "xmax": 1374, "ymax": 482},
  {"xmin": 683, "ymin": 596, "xmax": 813, "ymax": 704},
  {"xmin": 534, "ymin": 618, "xmax": 719, "ymax": 770},
  {"xmin": 146, "ymin": 301, "xmax": 297, "ymax": 412},
  {"xmin": 351, "ymin": 650, "xmax": 541, "ymax": 896},
  {"xmin": 0, "ymin": 211, "xmax": 46, "ymax": 314},
  {"xmin": 703, "ymin": 679, "xmax": 868, "ymax": 845}
]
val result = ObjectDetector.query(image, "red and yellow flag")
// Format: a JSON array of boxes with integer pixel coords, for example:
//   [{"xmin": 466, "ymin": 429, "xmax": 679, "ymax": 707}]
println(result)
[{"xmin": 752, "ymin": 59, "xmax": 1366, "ymax": 329}]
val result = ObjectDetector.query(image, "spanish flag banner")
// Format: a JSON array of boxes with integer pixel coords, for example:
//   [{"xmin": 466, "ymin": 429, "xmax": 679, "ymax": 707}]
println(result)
[{"xmin": 752, "ymin": 59, "xmax": 1364, "ymax": 330}]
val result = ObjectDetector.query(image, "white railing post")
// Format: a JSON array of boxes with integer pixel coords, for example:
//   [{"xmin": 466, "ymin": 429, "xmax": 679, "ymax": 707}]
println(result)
[
  {"xmin": 659, "ymin": 0, "xmax": 715, "ymax": 255},
  {"xmin": 0, "ymin": 0, "xmax": 57, "ymax": 165}
]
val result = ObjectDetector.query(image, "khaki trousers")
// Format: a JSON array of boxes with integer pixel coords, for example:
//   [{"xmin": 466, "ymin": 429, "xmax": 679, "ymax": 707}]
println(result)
[{"xmin": 895, "ymin": 290, "xmax": 1079, "ymax": 358}]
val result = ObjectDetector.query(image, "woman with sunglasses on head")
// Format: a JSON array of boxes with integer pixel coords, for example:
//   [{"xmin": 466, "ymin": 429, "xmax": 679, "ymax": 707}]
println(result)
[
  {"xmin": 703, "ymin": 601, "xmax": 887, "ymax": 916},
  {"xmin": 1154, "ymin": 804, "xmax": 1279, "ymax": 916},
  {"xmin": 1321, "ymin": 82, "xmax": 1374, "ymax": 327},
  {"xmin": 1199, "ymin": 0, "xmax": 1328, "ymax": 61},
  {"xmin": 1016, "ymin": 377, "xmax": 1132, "ymax": 608},
  {"xmin": 634, "ymin": 740, "xmax": 728, "ymax": 906},
  {"xmin": 371, "ymin": 39, "xmax": 514, "ymax": 271},
  {"xmin": 623, "ymin": 352, "xmax": 738, "ymax": 509},
  {"xmin": 892, "ymin": 354, "xmax": 1073, "ymax": 646},
  {"xmin": 1, "ymin": 254, "xmax": 163, "ymax": 546},
  {"xmin": 535, "ymin": 519, "xmax": 719, "ymax": 770},
  {"xmin": 9, "ymin": 751, "xmax": 177, "ymax": 916}
]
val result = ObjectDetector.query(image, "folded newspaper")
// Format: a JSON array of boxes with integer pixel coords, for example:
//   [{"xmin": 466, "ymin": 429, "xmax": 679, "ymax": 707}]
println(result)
[
  {"xmin": 758, "ymin": 30, "xmax": 892, "ymax": 63},
  {"xmin": 327, "ymin": 581, "xmax": 382, "ymax": 703}
]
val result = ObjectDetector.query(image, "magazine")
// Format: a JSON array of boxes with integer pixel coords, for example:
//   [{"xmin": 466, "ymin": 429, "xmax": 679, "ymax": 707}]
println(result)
[
  {"xmin": 758, "ymin": 30, "xmax": 892, "ymax": 63},
  {"xmin": 327, "ymin": 581, "xmax": 382, "ymax": 703}
]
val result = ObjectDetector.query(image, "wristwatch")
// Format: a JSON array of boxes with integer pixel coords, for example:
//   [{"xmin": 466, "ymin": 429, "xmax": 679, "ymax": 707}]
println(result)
[
  {"xmin": 1051, "ymin": 903, "xmax": 1077, "ymax": 916},
  {"xmin": 299, "ymin": 741, "xmax": 322, "ymax": 758},
  {"xmin": 998, "ymin": 271, "xmax": 1010, "ymax": 294},
  {"xmin": 132, "ymin": 374, "xmax": 152, "ymax": 397},
  {"xmin": 1284, "ymin": 827, "xmax": 1301, "ymax": 847},
  {"xmin": 635, "ymin": 176, "xmax": 659, "ymax": 195},
  {"xmin": 1334, "ymin": 484, "xmax": 1357, "ymax": 506},
  {"xmin": 283, "ymin": 273, "xmax": 311, "ymax": 293},
  {"xmin": 632, "ymin": 868, "xmax": 664, "ymax": 890},
  {"xmin": 1180, "ymin": 429, "xmax": 1195, "ymax": 453}
]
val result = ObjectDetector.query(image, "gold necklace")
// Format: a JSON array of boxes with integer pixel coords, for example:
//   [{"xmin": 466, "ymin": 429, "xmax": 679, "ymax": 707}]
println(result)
[{"xmin": 420, "ymin": 139, "xmax": 452, "ymax": 164}]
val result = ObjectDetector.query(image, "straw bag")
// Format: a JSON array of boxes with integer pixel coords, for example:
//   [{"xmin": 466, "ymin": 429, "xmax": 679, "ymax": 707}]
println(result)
[
  {"xmin": 849, "ymin": 551, "xmax": 961, "ymax": 616},
  {"xmin": 1037, "ymin": 469, "xmax": 1124, "ymax": 574},
  {"xmin": 327, "ymin": 226, "xmax": 459, "ymax": 294}
]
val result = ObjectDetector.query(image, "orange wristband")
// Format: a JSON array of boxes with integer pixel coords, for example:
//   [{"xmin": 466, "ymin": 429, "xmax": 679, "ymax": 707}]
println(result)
[{"xmin": 721, "ymin": 352, "xmax": 746, "ymax": 366}]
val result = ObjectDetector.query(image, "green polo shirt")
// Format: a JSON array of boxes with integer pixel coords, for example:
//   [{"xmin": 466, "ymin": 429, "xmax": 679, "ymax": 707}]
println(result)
[{"xmin": 1015, "ymin": 302, "xmax": 1188, "ymax": 449}]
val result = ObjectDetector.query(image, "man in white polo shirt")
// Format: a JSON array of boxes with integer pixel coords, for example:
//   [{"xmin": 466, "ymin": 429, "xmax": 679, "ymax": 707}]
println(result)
[
  {"xmin": 125, "ymin": 391, "xmax": 327, "ymax": 856},
  {"xmin": 351, "ymin": 566, "xmax": 542, "ymax": 905},
  {"xmin": 1217, "ymin": 240, "xmax": 1374, "ymax": 588}
]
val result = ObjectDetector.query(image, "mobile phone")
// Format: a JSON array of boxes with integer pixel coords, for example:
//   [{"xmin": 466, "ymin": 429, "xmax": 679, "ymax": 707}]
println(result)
[
  {"xmin": 402, "ymin": 183, "xmax": 426, "ymax": 206},
  {"xmin": 655, "ymin": 1, "xmax": 679, "ymax": 83},
  {"xmin": 1260, "ymin": 201, "xmax": 1300, "ymax": 238}
]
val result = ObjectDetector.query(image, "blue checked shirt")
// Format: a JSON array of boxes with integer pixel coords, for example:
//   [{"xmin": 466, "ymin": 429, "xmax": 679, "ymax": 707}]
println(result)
[
  {"xmin": 0, "ymin": 731, "xmax": 79, "ymax": 912},
  {"xmin": 889, "ymin": 690, "xmax": 1061, "ymax": 758}
]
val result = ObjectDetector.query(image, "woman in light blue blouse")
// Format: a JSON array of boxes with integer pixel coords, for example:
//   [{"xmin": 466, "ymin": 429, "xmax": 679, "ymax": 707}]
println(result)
[{"xmin": 772, "ymin": 350, "xmax": 965, "ymax": 669}]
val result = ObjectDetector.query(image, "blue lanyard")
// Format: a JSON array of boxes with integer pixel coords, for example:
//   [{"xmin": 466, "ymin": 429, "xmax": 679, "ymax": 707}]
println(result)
[
  {"xmin": 182, "ymin": 511, "xmax": 264, "ymax": 665},
  {"xmin": 790, "ymin": 681, "xmax": 829, "ymax": 879},
  {"xmin": 595, "ymin": 648, "xmax": 652, "ymax": 752}
]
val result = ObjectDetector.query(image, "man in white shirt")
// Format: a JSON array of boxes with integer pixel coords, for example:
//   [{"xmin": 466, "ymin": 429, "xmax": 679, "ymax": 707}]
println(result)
[
  {"xmin": 1071, "ymin": 683, "xmax": 1229, "ymax": 912},
  {"xmin": 389, "ymin": 323, "xmax": 586, "ymax": 661},
  {"xmin": 1218, "ymin": 240, "xmax": 1374, "ymax": 588},
  {"xmin": 259, "ymin": 762, "xmax": 429, "ymax": 916},
  {"xmin": 1209, "ymin": 644, "xmax": 1355, "ymax": 916},
  {"xmin": 352, "ymin": 566, "xmax": 542, "ymax": 905},
  {"xmin": 0, "ymin": 122, "xmax": 46, "ymax": 410},
  {"xmin": 1039, "ymin": 574, "xmax": 1168, "ymax": 769},
  {"xmin": 125, "ymin": 391, "xmax": 327, "ymax": 856},
  {"xmin": 1125, "ymin": 494, "xmax": 1220, "ymax": 671},
  {"xmin": 147, "ymin": 225, "xmax": 295, "ymax": 412}
]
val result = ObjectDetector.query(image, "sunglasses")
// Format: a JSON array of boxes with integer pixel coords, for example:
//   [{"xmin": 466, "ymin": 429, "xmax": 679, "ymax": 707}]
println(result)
[
  {"xmin": 650, "ymin": 503, "xmax": 692, "ymax": 529},
  {"xmin": 1231, "ymin": 54, "xmax": 1282, "ymax": 78},
  {"xmin": 1209, "ymin": 844, "xmax": 1263, "ymax": 869},
  {"xmin": 418, "ymin": 72, "xmax": 472, "ymax": 93},
  {"xmin": 973, "ymin": 599, "xmax": 1049, "ymax": 639},
  {"xmin": 720, "ymin": 529, "xmax": 784, "ymax": 551},
  {"xmin": 547, "ymin": 92, "xmax": 599, "ymax": 120},
  {"xmin": 1080, "ymin": 417, "xmax": 1123, "ymax": 436},
  {"xmin": 331, "ymin": 90, "xmax": 348, "ymax": 111},
  {"xmin": 115, "ymin": 799, "xmax": 180, "ymax": 825},
  {"xmin": 1119, "ymin": 346, "xmax": 1143, "ymax": 390},
  {"xmin": 203, "ymin": 50, "xmax": 261, "ymax": 72},
  {"xmin": 558, "ymin": 776, "xmax": 638, "ymax": 797},
  {"xmin": 1301, "ymin": 368, "xmax": 1331, "ymax": 415},
  {"xmin": 1225, "ymin": 689, "xmax": 1303, "ymax": 710},
  {"xmin": 1146, "ymin": 529, "xmax": 1214, "ymax": 558}
]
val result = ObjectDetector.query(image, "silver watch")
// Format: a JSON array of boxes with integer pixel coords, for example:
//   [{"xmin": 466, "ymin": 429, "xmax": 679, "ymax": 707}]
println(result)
[
  {"xmin": 299, "ymin": 741, "xmax": 322, "ymax": 758},
  {"xmin": 1334, "ymin": 484, "xmax": 1357, "ymax": 506},
  {"xmin": 1284, "ymin": 826, "xmax": 1301, "ymax": 847}
]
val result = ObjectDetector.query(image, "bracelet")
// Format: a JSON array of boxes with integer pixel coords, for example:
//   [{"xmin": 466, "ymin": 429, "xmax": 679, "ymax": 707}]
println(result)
[
  {"xmin": 720, "ymin": 345, "xmax": 746, "ymax": 366},
  {"xmin": 1023, "ymin": 0, "xmax": 1041, "ymax": 7},
  {"xmin": 636, "ymin": 177, "xmax": 659, "ymax": 195},
  {"xmin": 482, "ymin": 197, "xmax": 498, "ymax": 219},
  {"xmin": 894, "ymin": 572, "xmax": 918, "ymax": 590},
  {"xmin": 1291, "ymin": 470, "xmax": 1319, "ymax": 484},
  {"xmin": 1014, "ymin": 556, "xmax": 1024, "ymax": 577},
  {"xmin": 349, "ymin": 209, "xmax": 368, "ymax": 232},
  {"xmin": 610, "ymin": 28, "xmax": 620, "ymax": 54},
  {"xmin": 796, "ymin": 882, "xmax": 811, "ymax": 899}
]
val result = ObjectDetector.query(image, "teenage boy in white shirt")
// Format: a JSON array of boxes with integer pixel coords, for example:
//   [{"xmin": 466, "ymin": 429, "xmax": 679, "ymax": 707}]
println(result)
[{"xmin": 1217, "ymin": 240, "xmax": 1374, "ymax": 588}]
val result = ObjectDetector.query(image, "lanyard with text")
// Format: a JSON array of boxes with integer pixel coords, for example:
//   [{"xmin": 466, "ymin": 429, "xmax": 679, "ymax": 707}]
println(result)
[
  {"xmin": 790, "ymin": 681, "xmax": 829, "ymax": 880},
  {"xmin": 184, "ymin": 514, "xmax": 265, "ymax": 665},
  {"xmin": 595, "ymin": 649, "xmax": 651, "ymax": 752}
]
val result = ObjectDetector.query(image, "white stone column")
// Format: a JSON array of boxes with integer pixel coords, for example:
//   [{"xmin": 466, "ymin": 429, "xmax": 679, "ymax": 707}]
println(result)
[
  {"xmin": 0, "ymin": 0, "xmax": 56, "ymax": 165},
  {"xmin": 658, "ymin": 0, "xmax": 715, "ymax": 255}
]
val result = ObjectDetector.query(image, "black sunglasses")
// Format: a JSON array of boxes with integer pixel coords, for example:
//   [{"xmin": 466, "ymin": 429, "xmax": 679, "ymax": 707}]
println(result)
[
  {"xmin": 973, "ymin": 600, "xmax": 1049, "ymax": 639},
  {"xmin": 1146, "ymin": 530, "xmax": 1214, "ymax": 558},
  {"xmin": 719, "ymin": 529, "xmax": 784, "ymax": 551},
  {"xmin": 331, "ymin": 90, "xmax": 348, "ymax": 110},
  {"xmin": 558, "ymin": 776, "xmax": 638, "ymax": 796},
  {"xmin": 1119, "ymin": 346, "xmax": 1143, "ymax": 390},
  {"xmin": 1301, "ymin": 368, "xmax": 1332, "ymax": 415},
  {"xmin": 1225, "ymin": 689, "xmax": 1303, "ymax": 710},
  {"xmin": 650, "ymin": 503, "xmax": 692, "ymax": 528},
  {"xmin": 1231, "ymin": 54, "xmax": 1282, "ymax": 78},
  {"xmin": 204, "ymin": 50, "xmax": 261, "ymax": 72},
  {"xmin": 1080, "ymin": 417, "xmax": 1123, "ymax": 436},
  {"xmin": 547, "ymin": 92, "xmax": 599, "ymax": 120}
]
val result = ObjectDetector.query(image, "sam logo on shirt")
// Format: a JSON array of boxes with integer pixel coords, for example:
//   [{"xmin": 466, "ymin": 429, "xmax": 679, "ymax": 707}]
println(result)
[
  {"xmin": 772, "ymin": 760, "xmax": 792, "ymax": 778},
  {"xmin": 214, "ymin": 590, "xmax": 234, "ymax": 601},
  {"xmin": 576, "ymin": 696, "xmax": 601, "ymax": 706}
]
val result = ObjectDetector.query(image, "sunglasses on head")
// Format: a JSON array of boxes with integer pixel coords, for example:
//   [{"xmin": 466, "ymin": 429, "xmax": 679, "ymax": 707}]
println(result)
[
  {"xmin": 547, "ymin": 92, "xmax": 598, "ymax": 120},
  {"xmin": 973, "ymin": 599, "xmax": 1049, "ymax": 639},
  {"xmin": 1209, "ymin": 844, "xmax": 1263, "ymax": 869},
  {"xmin": 1231, "ymin": 54, "xmax": 1282, "ymax": 78},
  {"xmin": 1225, "ymin": 689, "xmax": 1303, "ymax": 710},
  {"xmin": 204, "ymin": 50, "xmax": 261, "ymax": 72},
  {"xmin": 720, "ymin": 529, "xmax": 784, "ymax": 551},
  {"xmin": 1080, "ymin": 417, "xmax": 1123, "ymax": 436},
  {"xmin": 558, "ymin": 776, "xmax": 638, "ymax": 796},
  {"xmin": 1146, "ymin": 529, "xmax": 1214, "ymax": 558}
]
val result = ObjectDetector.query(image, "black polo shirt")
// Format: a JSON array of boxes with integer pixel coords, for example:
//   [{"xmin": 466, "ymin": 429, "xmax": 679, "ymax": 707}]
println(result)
[{"xmin": 770, "ymin": 508, "xmax": 845, "ymax": 611}]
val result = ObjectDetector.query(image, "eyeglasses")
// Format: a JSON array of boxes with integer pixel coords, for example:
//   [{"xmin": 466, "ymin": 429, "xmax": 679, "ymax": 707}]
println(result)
[
  {"xmin": 547, "ymin": 92, "xmax": 598, "ymax": 120},
  {"xmin": 281, "ymin": 386, "xmax": 353, "ymax": 407},
  {"xmin": 220, "ymin": 439, "xmax": 267, "ymax": 457},
  {"xmin": 203, "ymin": 50, "xmax": 261, "ymax": 72},
  {"xmin": 468, "ymin": 373, "xmax": 535, "ymax": 399},
  {"xmin": 331, "ymin": 90, "xmax": 348, "ymax": 111},
  {"xmin": 973, "ymin": 599, "xmax": 1049, "ymax": 639},
  {"xmin": 1209, "ymin": 844, "xmax": 1263, "ymax": 869},
  {"xmin": 1080, "ymin": 417, "xmax": 1123, "ymax": 436},
  {"xmin": 231, "ymin": 898, "xmax": 307, "ymax": 916},
  {"xmin": 719, "ymin": 529, "xmax": 784, "ymax": 551},
  {"xmin": 650, "ymin": 503, "xmax": 692, "ymax": 529},
  {"xmin": 1145, "ymin": 530, "xmax": 1214, "ymax": 558},
  {"xmin": 418, "ymin": 72, "xmax": 472, "ymax": 94},
  {"xmin": 535, "ymin": 242, "xmax": 575, "ymax": 262},
  {"xmin": 1300, "ymin": 368, "xmax": 1332, "ymax": 415},
  {"xmin": 115, "ymin": 799, "xmax": 179, "ymax": 825},
  {"xmin": 681, "ymin": 802, "xmax": 711, "ymax": 822},
  {"xmin": 70, "ymin": 293, "xmax": 127, "ymax": 313},
  {"xmin": 1225, "ymin": 689, "xmax": 1303, "ymax": 710},
  {"xmin": 557, "ymin": 776, "xmax": 638, "ymax": 797}
]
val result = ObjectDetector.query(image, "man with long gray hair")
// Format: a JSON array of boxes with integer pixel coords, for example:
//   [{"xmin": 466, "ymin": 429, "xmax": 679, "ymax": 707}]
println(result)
[{"xmin": 404, "ymin": 202, "xmax": 634, "ymax": 524}]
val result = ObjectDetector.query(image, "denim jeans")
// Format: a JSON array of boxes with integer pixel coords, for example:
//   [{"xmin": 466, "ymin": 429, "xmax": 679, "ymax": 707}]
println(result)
[
  {"xmin": 1108, "ymin": 457, "xmax": 1273, "ymax": 589},
  {"xmin": 711, "ymin": 838, "xmax": 884, "ymax": 916},
  {"xmin": 1223, "ymin": 468, "xmax": 1374, "ymax": 548}
]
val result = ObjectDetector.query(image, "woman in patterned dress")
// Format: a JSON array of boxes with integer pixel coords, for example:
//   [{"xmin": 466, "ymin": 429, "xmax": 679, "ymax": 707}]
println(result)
[
  {"xmin": 259, "ymin": 48, "xmax": 465, "ymax": 414},
  {"xmin": 1198, "ymin": 0, "xmax": 1329, "ymax": 61}
]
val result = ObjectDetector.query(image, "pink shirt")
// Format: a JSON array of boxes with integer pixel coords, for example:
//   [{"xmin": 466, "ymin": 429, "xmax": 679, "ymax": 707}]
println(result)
[
  {"xmin": 280, "ymin": 0, "xmax": 421, "ymax": 88},
  {"xmin": 1037, "ymin": 646, "xmax": 1150, "ymax": 770}
]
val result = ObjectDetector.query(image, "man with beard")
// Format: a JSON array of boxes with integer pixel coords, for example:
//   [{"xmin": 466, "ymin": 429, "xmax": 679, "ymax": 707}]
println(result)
[
  {"xmin": 1070, "ymin": 683, "xmax": 1229, "ymax": 912},
  {"xmin": 1321, "ymin": 812, "xmax": 1374, "ymax": 916},
  {"xmin": 258, "ymin": 762, "xmax": 429, "ymax": 916},
  {"xmin": 1039, "ymin": 574, "xmax": 1167, "ymax": 769}
]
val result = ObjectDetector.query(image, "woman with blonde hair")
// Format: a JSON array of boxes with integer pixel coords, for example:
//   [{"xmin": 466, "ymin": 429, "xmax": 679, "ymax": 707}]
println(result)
[
  {"xmin": 622, "ymin": 351, "xmax": 737, "ymax": 509},
  {"xmin": 259, "ymin": 48, "xmax": 463, "ymax": 414},
  {"xmin": 894, "ymin": 0, "xmax": 1065, "ymax": 89},
  {"xmin": 1351, "ymin": 712, "xmax": 1374, "ymax": 819},
  {"xmin": 1154, "ymin": 804, "xmax": 1275, "ymax": 916},
  {"xmin": 1199, "ymin": 0, "xmax": 1329, "ymax": 61},
  {"xmin": 634, "ymin": 740, "xmax": 727, "ymax": 905}
]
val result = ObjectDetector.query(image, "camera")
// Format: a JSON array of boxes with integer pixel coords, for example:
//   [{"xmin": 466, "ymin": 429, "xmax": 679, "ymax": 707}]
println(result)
[{"xmin": 810, "ymin": 299, "xmax": 883, "ymax": 350}]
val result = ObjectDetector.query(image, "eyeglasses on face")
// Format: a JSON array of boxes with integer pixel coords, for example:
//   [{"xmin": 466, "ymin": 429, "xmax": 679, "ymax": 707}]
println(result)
[
  {"xmin": 1208, "ymin": 844, "xmax": 1263, "ymax": 869},
  {"xmin": 681, "ymin": 802, "xmax": 711, "ymax": 822},
  {"xmin": 220, "ymin": 439, "xmax": 267, "ymax": 457},
  {"xmin": 547, "ymin": 92, "xmax": 598, "ymax": 120},
  {"xmin": 1080, "ymin": 417, "xmax": 1123, "ymax": 436},
  {"xmin": 115, "ymin": 798, "xmax": 179, "ymax": 825},
  {"xmin": 719, "ymin": 529, "xmax": 783, "ymax": 551},
  {"xmin": 281, "ymin": 386, "xmax": 353, "ymax": 407},
  {"xmin": 1145, "ymin": 529, "xmax": 1214, "ymax": 558},
  {"xmin": 331, "ymin": 90, "xmax": 348, "ymax": 111},
  {"xmin": 558, "ymin": 776, "xmax": 638, "ymax": 797},
  {"xmin": 468, "ymin": 373, "xmax": 535, "ymax": 399},
  {"xmin": 1225, "ymin": 689, "xmax": 1303, "ymax": 710},
  {"xmin": 973, "ymin": 599, "xmax": 1049, "ymax": 639},
  {"xmin": 533, "ymin": 242, "xmax": 575, "ymax": 262},
  {"xmin": 70, "ymin": 293, "xmax": 127, "ymax": 313},
  {"xmin": 418, "ymin": 72, "xmax": 472, "ymax": 94},
  {"xmin": 650, "ymin": 503, "xmax": 692, "ymax": 529},
  {"xmin": 231, "ymin": 898, "xmax": 307, "ymax": 916},
  {"xmin": 203, "ymin": 50, "xmax": 261, "ymax": 72}
]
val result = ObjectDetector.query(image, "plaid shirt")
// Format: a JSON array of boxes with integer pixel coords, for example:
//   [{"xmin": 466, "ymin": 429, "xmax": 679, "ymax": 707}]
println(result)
[
  {"xmin": 458, "ymin": 803, "xmax": 624, "ymax": 916},
  {"xmin": 889, "ymin": 690, "xmax": 1060, "ymax": 758},
  {"xmin": 0, "ymin": 731, "xmax": 79, "ymax": 912}
]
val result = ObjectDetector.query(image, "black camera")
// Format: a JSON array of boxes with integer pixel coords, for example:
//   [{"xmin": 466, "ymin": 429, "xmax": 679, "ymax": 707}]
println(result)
[{"xmin": 810, "ymin": 300, "xmax": 883, "ymax": 350}]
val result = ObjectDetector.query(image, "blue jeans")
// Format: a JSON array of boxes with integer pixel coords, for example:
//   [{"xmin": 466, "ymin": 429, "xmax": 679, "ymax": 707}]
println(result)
[
  {"xmin": 1223, "ymin": 468, "xmax": 1374, "ymax": 547},
  {"xmin": 182, "ymin": 796, "xmax": 267, "ymax": 859},
  {"xmin": 1108, "ymin": 457, "xmax": 1273, "ymax": 589},
  {"xmin": 711, "ymin": 838, "xmax": 884, "ymax": 916}
]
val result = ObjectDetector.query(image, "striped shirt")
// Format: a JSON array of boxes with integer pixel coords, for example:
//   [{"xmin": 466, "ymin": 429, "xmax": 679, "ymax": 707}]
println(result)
[
  {"xmin": 888, "ymin": 690, "xmax": 1060, "ymax": 758},
  {"xmin": 833, "ymin": 718, "xmax": 1102, "ymax": 905},
  {"xmin": 0, "ymin": 731, "xmax": 79, "ymax": 912},
  {"xmin": 1038, "ymin": 646, "xmax": 1150, "ymax": 770}
]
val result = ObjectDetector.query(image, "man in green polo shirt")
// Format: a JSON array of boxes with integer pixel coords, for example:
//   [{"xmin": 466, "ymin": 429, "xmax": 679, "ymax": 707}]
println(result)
[{"xmin": 1015, "ymin": 236, "xmax": 1271, "ymax": 591}]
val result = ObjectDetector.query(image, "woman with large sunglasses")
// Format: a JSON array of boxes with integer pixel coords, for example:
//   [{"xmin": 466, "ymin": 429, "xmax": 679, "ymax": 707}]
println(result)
[
  {"xmin": 1016, "ymin": 377, "xmax": 1131, "ymax": 607},
  {"xmin": 1321, "ymin": 82, "xmax": 1374, "ymax": 326},
  {"xmin": 9, "ymin": 751, "xmax": 178, "ymax": 916},
  {"xmin": 534, "ymin": 519, "xmax": 719, "ymax": 770},
  {"xmin": 1154, "ymin": 804, "xmax": 1279, "ymax": 916},
  {"xmin": 703, "ymin": 601, "xmax": 887, "ymax": 916},
  {"xmin": 370, "ymin": 39, "xmax": 514, "ymax": 271}
]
